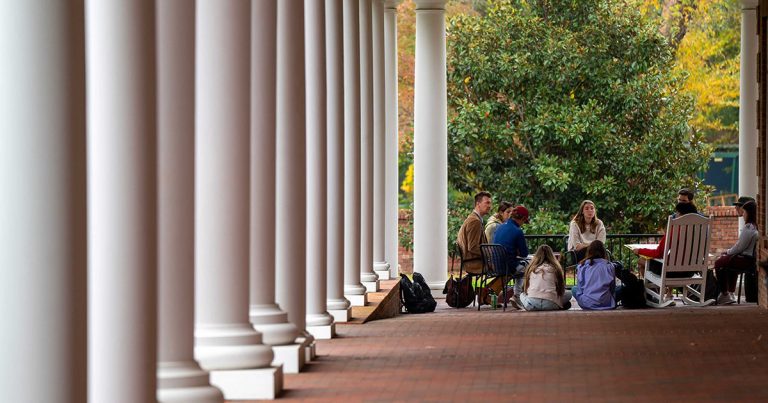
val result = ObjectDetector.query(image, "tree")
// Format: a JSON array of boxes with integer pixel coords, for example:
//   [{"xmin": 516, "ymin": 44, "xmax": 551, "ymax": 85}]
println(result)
[
  {"xmin": 447, "ymin": 0, "xmax": 712, "ymax": 233},
  {"xmin": 642, "ymin": 0, "xmax": 740, "ymax": 144}
]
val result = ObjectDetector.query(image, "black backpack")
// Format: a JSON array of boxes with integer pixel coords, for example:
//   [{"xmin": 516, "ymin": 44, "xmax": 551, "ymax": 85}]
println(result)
[
  {"xmin": 614, "ymin": 261, "xmax": 647, "ymax": 309},
  {"xmin": 400, "ymin": 272, "xmax": 437, "ymax": 313}
]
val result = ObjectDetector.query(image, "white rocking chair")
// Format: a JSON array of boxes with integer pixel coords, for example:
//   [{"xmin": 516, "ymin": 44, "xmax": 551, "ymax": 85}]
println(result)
[{"xmin": 643, "ymin": 213, "xmax": 715, "ymax": 308}]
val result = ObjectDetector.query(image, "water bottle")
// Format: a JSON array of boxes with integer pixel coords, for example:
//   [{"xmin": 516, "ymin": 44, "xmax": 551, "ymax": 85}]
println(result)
[{"xmin": 490, "ymin": 289, "xmax": 498, "ymax": 310}]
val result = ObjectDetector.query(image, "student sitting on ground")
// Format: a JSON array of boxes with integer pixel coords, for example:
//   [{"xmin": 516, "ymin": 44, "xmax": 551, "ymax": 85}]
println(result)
[
  {"xmin": 573, "ymin": 240, "xmax": 616, "ymax": 310},
  {"xmin": 520, "ymin": 245, "xmax": 572, "ymax": 311}
]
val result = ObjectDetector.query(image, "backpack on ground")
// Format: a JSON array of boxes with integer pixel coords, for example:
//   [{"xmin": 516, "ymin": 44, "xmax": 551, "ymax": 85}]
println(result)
[
  {"xmin": 443, "ymin": 252, "xmax": 476, "ymax": 308},
  {"xmin": 614, "ymin": 261, "xmax": 647, "ymax": 309},
  {"xmin": 443, "ymin": 275, "xmax": 475, "ymax": 308},
  {"xmin": 400, "ymin": 272, "xmax": 437, "ymax": 313}
]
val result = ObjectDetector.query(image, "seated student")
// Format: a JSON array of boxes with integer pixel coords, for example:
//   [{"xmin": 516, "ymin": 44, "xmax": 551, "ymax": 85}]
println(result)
[
  {"xmin": 567, "ymin": 200, "xmax": 607, "ymax": 261},
  {"xmin": 715, "ymin": 200, "xmax": 759, "ymax": 305},
  {"xmin": 635, "ymin": 201, "xmax": 699, "ymax": 278},
  {"xmin": 520, "ymin": 245, "xmax": 572, "ymax": 311},
  {"xmin": 455, "ymin": 191, "xmax": 493, "ymax": 276},
  {"xmin": 484, "ymin": 201, "xmax": 514, "ymax": 244},
  {"xmin": 492, "ymin": 205, "xmax": 531, "ymax": 302},
  {"xmin": 572, "ymin": 240, "xmax": 616, "ymax": 310}
]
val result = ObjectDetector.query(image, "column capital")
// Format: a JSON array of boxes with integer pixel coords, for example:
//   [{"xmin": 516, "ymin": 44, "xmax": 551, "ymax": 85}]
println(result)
[
  {"xmin": 741, "ymin": 0, "xmax": 758, "ymax": 10},
  {"xmin": 415, "ymin": 0, "xmax": 446, "ymax": 10}
]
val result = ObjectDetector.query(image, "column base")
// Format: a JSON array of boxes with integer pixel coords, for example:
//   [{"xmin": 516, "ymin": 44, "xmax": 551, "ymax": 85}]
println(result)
[
  {"xmin": 361, "ymin": 271, "xmax": 380, "ymax": 283},
  {"xmin": 373, "ymin": 261, "xmax": 390, "ymax": 279},
  {"xmin": 362, "ymin": 279, "xmax": 380, "ymax": 293},
  {"xmin": 157, "ymin": 362, "xmax": 223, "ymax": 403},
  {"xmin": 157, "ymin": 386, "xmax": 224, "ymax": 403},
  {"xmin": 251, "ymin": 321, "xmax": 300, "ymax": 346},
  {"xmin": 344, "ymin": 293, "xmax": 368, "ymax": 307},
  {"xmin": 328, "ymin": 308, "xmax": 352, "ymax": 323},
  {"xmin": 374, "ymin": 269, "xmax": 391, "ymax": 280},
  {"xmin": 271, "ymin": 343, "xmax": 306, "ymax": 374},
  {"xmin": 208, "ymin": 365, "xmax": 282, "ymax": 400},
  {"xmin": 305, "ymin": 342, "xmax": 316, "ymax": 362},
  {"xmin": 306, "ymin": 323, "xmax": 336, "ymax": 339}
]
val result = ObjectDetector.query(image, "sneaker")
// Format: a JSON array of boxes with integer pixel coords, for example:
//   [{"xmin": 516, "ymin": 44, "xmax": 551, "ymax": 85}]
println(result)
[
  {"xmin": 506, "ymin": 296, "xmax": 522, "ymax": 310},
  {"xmin": 717, "ymin": 293, "xmax": 735, "ymax": 305}
]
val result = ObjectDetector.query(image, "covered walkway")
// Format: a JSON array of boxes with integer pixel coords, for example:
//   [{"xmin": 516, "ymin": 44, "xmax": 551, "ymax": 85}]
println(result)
[{"xmin": 264, "ymin": 303, "xmax": 768, "ymax": 401}]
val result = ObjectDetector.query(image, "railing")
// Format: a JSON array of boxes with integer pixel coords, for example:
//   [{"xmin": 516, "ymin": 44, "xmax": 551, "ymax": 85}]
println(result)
[{"xmin": 524, "ymin": 233, "xmax": 663, "ymax": 271}]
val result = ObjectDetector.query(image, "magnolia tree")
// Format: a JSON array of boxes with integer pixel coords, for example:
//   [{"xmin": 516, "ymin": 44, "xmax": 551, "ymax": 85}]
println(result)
[{"xmin": 446, "ymin": 0, "xmax": 711, "ymax": 233}]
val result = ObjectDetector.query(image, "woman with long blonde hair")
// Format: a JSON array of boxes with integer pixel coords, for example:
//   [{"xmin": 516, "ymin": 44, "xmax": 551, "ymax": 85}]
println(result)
[{"xmin": 520, "ymin": 244, "xmax": 572, "ymax": 311}]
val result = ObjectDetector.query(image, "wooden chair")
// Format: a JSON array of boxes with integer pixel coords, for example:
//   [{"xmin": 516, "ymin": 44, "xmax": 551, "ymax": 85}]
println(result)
[{"xmin": 643, "ymin": 213, "xmax": 715, "ymax": 307}]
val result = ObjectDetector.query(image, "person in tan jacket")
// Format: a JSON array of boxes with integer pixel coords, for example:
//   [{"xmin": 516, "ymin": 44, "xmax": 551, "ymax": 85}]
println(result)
[{"xmin": 455, "ymin": 191, "xmax": 492, "ymax": 275}]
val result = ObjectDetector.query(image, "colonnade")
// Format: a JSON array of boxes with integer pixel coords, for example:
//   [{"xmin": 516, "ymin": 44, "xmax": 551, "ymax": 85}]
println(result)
[{"xmin": 1, "ymin": 0, "xmax": 449, "ymax": 401}]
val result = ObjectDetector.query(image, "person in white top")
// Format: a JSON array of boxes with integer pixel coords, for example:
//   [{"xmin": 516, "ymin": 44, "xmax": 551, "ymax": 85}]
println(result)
[
  {"xmin": 484, "ymin": 200, "xmax": 514, "ymax": 243},
  {"xmin": 520, "ymin": 245, "xmax": 572, "ymax": 311},
  {"xmin": 567, "ymin": 200, "xmax": 606, "ymax": 261}
]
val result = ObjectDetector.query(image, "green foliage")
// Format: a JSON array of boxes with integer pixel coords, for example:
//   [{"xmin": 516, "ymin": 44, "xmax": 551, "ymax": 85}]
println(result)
[{"xmin": 447, "ymin": 0, "xmax": 712, "ymax": 233}]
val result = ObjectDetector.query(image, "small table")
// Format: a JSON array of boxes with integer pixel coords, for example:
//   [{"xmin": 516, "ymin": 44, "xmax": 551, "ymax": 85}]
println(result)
[{"xmin": 625, "ymin": 243, "xmax": 658, "ymax": 252}]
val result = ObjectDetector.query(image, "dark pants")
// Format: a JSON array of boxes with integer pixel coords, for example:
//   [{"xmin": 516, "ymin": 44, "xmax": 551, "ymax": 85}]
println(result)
[
  {"xmin": 648, "ymin": 260, "xmax": 697, "ymax": 278},
  {"xmin": 715, "ymin": 254, "xmax": 755, "ymax": 293}
]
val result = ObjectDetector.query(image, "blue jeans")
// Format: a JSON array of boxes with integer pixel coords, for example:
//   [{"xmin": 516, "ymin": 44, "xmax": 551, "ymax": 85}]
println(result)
[{"xmin": 521, "ymin": 291, "xmax": 572, "ymax": 311}]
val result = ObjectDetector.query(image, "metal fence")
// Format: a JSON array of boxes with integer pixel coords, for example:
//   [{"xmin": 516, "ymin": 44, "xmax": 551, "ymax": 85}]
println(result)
[{"xmin": 525, "ymin": 233, "xmax": 663, "ymax": 271}]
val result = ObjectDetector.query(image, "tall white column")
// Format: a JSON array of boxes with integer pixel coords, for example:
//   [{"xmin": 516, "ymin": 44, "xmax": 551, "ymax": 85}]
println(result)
[
  {"xmin": 413, "ymin": 0, "xmax": 447, "ymax": 292},
  {"xmin": 275, "ymin": 0, "xmax": 311, "ymax": 366},
  {"xmin": 372, "ymin": 0, "xmax": 390, "ymax": 281},
  {"xmin": 195, "ymin": 0, "xmax": 280, "ymax": 399},
  {"xmin": 343, "ymin": 0, "xmax": 369, "ymax": 306},
  {"xmin": 0, "ymin": 3, "xmax": 86, "ymax": 401},
  {"xmin": 249, "ymin": 0, "xmax": 299, "ymax": 349},
  {"xmin": 326, "ymin": 0, "xmax": 354, "ymax": 322},
  {"xmin": 384, "ymin": 1, "xmax": 401, "ymax": 279},
  {"xmin": 740, "ymin": 0, "xmax": 758, "ymax": 204},
  {"xmin": 305, "ymin": 0, "xmax": 337, "ymax": 340},
  {"xmin": 156, "ymin": 1, "xmax": 222, "ymax": 401},
  {"xmin": 360, "ymin": 0, "xmax": 381, "ymax": 292},
  {"xmin": 86, "ymin": 1, "xmax": 158, "ymax": 402}
]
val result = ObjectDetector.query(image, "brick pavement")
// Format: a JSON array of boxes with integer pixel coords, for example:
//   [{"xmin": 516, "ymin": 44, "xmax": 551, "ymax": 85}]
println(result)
[{"xmin": 245, "ymin": 302, "xmax": 768, "ymax": 402}]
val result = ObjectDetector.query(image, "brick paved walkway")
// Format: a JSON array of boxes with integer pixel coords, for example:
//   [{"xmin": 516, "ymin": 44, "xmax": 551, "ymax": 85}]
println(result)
[{"xmin": 249, "ymin": 302, "xmax": 768, "ymax": 402}]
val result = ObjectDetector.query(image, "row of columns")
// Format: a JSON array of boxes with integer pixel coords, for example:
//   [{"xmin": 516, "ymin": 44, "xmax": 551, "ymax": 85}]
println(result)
[{"xmin": 2, "ymin": 0, "xmax": 452, "ymax": 401}]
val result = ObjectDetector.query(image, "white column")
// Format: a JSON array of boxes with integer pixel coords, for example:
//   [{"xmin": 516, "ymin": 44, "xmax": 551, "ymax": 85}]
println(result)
[
  {"xmin": 275, "ymin": 0, "xmax": 313, "ymax": 371},
  {"xmin": 372, "ymin": 0, "xmax": 390, "ymax": 281},
  {"xmin": 156, "ymin": 1, "xmax": 222, "ymax": 401},
  {"xmin": 305, "ymin": 0, "xmax": 337, "ymax": 340},
  {"xmin": 249, "ymin": 0, "xmax": 299, "ymax": 349},
  {"xmin": 740, "ymin": 0, "xmax": 758, "ymax": 204},
  {"xmin": 343, "ymin": 0, "xmax": 369, "ymax": 306},
  {"xmin": 195, "ymin": 0, "xmax": 280, "ymax": 399},
  {"xmin": 413, "ymin": 0, "xmax": 447, "ymax": 292},
  {"xmin": 86, "ymin": 1, "xmax": 158, "ymax": 402},
  {"xmin": 0, "ymin": 3, "xmax": 86, "ymax": 401},
  {"xmin": 326, "ymin": 0, "xmax": 354, "ymax": 322},
  {"xmin": 384, "ymin": 1, "xmax": 401, "ymax": 279},
  {"xmin": 360, "ymin": 0, "xmax": 381, "ymax": 292}
]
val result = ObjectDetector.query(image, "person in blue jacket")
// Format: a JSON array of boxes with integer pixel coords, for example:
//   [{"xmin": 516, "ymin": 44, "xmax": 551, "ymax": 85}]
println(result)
[
  {"xmin": 492, "ymin": 205, "xmax": 530, "ymax": 301},
  {"xmin": 572, "ymin": 240, "xmax": 617, "ymax": 310}
]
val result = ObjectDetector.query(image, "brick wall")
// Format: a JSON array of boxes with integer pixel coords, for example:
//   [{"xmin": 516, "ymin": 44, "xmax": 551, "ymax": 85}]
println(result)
[
  {"xmin": 757, "ymin": 0, "xmax": 767, "ymax": 309},
  {"xmin": 705, "ymin": 206, "xmax": 740, "ymax": 255}
]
